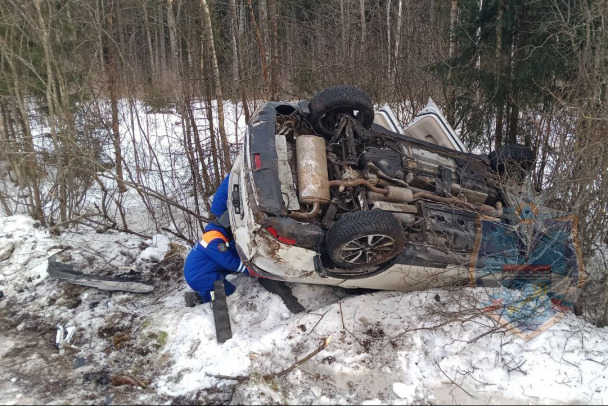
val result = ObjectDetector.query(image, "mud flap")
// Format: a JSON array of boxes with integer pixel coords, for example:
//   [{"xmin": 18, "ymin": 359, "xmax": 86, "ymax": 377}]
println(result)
[
  {"xmin": 257, "ymin": 278, "xmax": 306, "ymax": 314},
  {"xmin": 213, "ymin": 280, "xmax": 233, "ymax": 343}
]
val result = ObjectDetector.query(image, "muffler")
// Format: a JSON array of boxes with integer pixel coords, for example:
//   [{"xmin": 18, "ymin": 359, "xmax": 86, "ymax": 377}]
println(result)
[
  {"xmin": 367, "ymin": 185, "xmax": 413, "ymax": 203},
  {"xmin": 295, "ymin": 135, "xmax": 330, "ymax": 205}
]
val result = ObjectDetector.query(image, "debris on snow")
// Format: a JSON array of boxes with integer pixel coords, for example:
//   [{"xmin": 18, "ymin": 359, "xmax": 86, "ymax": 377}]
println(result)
[
  {"xmin": 55, "ymin": 324, "xmax": 76, "ymax": 347},
  {"xmin": 47, "ymin": 255, "xmax": 155, "ymax": 293}
]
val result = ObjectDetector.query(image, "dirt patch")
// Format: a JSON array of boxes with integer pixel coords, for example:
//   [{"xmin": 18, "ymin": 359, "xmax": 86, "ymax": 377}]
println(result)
[
  {"xmin": 98, "ymin": 311, "xmax": 134, "ymax": 338},
  {"xmin": 49, "ymin": 283, "xmax": 86, "ymax": 309},
  {"xmin": 150, "ymin": 255, "xmax": 184, "ymax": 282},
  {"xmin": 112, "ymin": 332, "xmax": 131, "ymax": 349},
  {"xmin": 0, "ymin": 242, "xmax": 15, "ymax": 261},
  {"xmin": 0, "ymin": 256, "xmax": 178, "ymax": 405}
]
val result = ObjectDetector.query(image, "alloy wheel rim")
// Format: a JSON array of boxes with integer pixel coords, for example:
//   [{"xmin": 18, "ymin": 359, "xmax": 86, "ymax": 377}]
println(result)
[{"xmin": 340, "ymin": 234, "xmax": 396, "ymax": 265}]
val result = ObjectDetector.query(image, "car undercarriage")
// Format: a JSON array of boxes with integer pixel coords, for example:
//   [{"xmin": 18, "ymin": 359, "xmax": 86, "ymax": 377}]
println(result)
[{"xmin": 236, "ymin": 86, "xmax": 538, "ymax": 280}]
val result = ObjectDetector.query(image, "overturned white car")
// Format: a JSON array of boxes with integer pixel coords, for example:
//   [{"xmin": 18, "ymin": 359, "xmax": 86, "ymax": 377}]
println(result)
[{"xmin": 228, "ymin": 86, "xmax": 573, "ymax": 293}]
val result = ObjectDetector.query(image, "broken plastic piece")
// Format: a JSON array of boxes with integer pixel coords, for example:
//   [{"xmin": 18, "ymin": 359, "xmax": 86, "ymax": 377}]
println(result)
[{"xmin": 55, "ymin": 324, "xmax": 76, "ymax": 347}]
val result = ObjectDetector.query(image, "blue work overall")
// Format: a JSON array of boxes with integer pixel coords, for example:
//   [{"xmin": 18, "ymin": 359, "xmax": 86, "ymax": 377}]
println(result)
[{"xmin": 183, "ymin": 223, "xmax": 248, "ymax": 303}]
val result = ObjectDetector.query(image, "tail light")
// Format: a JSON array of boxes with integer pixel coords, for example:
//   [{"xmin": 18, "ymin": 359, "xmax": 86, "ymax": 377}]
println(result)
[
  {"xmin": 266, "ymin": 226, "xmax": 297, "ymax": 245},
  {"xmin": 253, "ymin": 153, "xmax": 262, "ymax": 170}
]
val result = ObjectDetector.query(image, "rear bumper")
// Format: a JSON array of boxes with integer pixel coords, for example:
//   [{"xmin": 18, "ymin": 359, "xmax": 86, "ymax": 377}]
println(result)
[
  {"xmin": 247, "ymin": 101, "xmax": 298, "ymax": 216},
  {"xmin": 229, "ymin": 150, "xmax": 341, "ymax": 285}
]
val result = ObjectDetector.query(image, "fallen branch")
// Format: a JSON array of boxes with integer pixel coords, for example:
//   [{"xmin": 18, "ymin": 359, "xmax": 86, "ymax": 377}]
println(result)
[
  {"xmin": 205, "ymin": 373, "xmax": 250, "ymax": 383},
  {"xmin": 160, "ymin": 226, "xmax": 194, "ymax": 246},
  {"xmin": 506, "ymin": 359, "xmax": 527, "ymax": 374},
  {"xmin": 126, "ymin": 374, "xmax": 149, "ymax": 388},
  {"xmin": 585, "ymin": 358, "xmax": 607, "ymax": 367},
  {"xmin": 308, "ymin": 310, "xmax": 329, "ymax": 336},
  {"xmin": 206, "ymin": 335, "xmax": 333, "ymax": 383},
  {"xmin": 339, "ymin": 302, "xmax": 364, "ymax": 349},
  {"xmin": 47, "ymin": 213, "xmax": 104, "ymax": 233},
  {"xmin": 109, "ymin": 374, "xmax": 148, "ymax": 388},
  {"xmin": 435, "ymin": 359, "xmax": 476, "ymax": 399},
  {"xmin": 266, "ymin": 335, "xmax": 332, "ymax": 380},
  {"xmin": 467, "ymin": 324, "xmax": 509, "ymax": 344},
  {"xmin": 383, "ymin": 313, "xmax": 481, "ymax": 350}
]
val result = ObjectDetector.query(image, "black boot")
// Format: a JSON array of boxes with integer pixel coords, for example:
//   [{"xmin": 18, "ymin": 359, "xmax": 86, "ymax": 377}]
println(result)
[{"xmin": 184, "ymin": 291, "xmax": 202, "ymax": 307}]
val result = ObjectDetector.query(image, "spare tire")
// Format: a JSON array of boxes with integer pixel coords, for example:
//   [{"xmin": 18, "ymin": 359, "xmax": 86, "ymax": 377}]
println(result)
[
  {"xmin": 326, "ymin": 210, "xmax": 405, "ymax": 270},
  {"xmin": 309, "ymin": 85, "xmax": 374, "ymax": 136},
  {"xmin": 488, "ymin": 144, "xmax": 535, "ymax": 177}
]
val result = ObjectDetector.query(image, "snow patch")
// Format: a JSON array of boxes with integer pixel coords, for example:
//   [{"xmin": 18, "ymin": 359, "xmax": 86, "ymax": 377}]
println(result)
[
  {"xmin": 392, "ymin": 382, "xmax": 414, "ymax": 400},
  {"xmin": 139, "ymin": 234, "xmax": 171, "ymax": 261}
]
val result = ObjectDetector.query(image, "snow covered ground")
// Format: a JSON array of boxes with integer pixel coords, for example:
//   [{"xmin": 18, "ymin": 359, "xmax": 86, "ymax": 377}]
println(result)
[
  {"xmin": 1, "ymin": 97, "xmax": 607, "ymax": 404},
  {"xmin": 1, "ymin": 214, "xmax": 608, "ymax": 405}
]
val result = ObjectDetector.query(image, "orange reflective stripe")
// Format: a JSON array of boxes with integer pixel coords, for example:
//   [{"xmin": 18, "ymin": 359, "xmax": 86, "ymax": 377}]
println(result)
[{"xmin": 201, "ymin": 230, "xmax": 229, "ymax": 248}]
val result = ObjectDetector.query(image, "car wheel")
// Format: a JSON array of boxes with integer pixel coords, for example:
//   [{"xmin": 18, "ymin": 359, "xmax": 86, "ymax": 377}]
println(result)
[
  {"xmin": 326, "ymin": 210, "xmax": 405, "ymax": 269},
  {"xmin": 488, "ymin": 144, "xmax": 535, "ymax": 177},
  {"xmin": 309, "ymin": 85, "xmax": 374, "ymax": 136}
]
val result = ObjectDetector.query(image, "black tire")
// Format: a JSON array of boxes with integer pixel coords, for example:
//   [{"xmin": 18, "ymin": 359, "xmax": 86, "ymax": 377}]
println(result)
[
  {"xmin": 309, "ymin": 85, "xmax": 374, "ymax": 136},
  {"xmin": 326, "ymin": 210, "xmax": 405, "ymax": 269},
  {"xmin": 488, "ymin": 144, "xmax": 535, "ymax": 176}
]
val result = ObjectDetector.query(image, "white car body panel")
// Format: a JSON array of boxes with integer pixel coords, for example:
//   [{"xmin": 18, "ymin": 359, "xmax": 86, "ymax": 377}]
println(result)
[
  {"xmin": 404, "ymin": 98, "xmax": 468, "ymax": 153},
  {"xmin": 373, "ymin": 104, "xmax": 405, "ymax": 134}
]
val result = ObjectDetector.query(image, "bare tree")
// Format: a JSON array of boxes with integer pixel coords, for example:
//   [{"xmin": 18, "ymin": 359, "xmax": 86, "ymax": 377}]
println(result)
[
  {"xmin": 107, "ymin": 0, "xmax": 127, "ymax": 193},
  {"xmin": 268, "ymin": 0, "xmax": 279, "ymax": 100},
  {"xmin": 199, "ymin": 0, "xmax": 231, "ymax": 174},
  {"xmin": 229, "ymin": 0, "xmax": 250, "ymax": 121}
]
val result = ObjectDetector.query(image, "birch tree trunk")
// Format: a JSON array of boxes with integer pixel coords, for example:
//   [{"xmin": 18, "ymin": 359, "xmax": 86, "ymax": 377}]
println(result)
[
  {"xmin": 259, "ymin": 0, "xmax": 270, "ymax": 67},
  {"xmin": 446, "ymin": 0, "xmax": 458, "ymax": 124},
  {"xmin": 158, "ymin": 2, "xmax": 166, "ymax": 75},
  {"xmin": 392, "ymin": 0, "xmax": 403, "ymax": 83},
  {"xmin": 166, "ymin": 0, "xmax": 179, "ymax": 63},
  {"xmin": 340, "ymin": 0, "xmax": 348, "ymax": 62},
  {"xmin": 199, "ymin": 0, "xmax": 231, "ymax": 172},
  {"xmin": 268, "ymin": 0, "xmax": 279, "ymax": 100},
  {"xmin": 360, "ymin": 0, "xmax": 366, "ymax": 56},
  {"xmin": 449, "ymin": 0, "xmax": 458, "ymax": 59},
  {"xmin": 143, "ymin": 3, "xmax": 156, "ymax": 80},
  {"xmin": 386, "ymin": 0, "xmax": 392, "ymax": 80},
  {"xmin": 96, "ymin": 0, "xmax": 106, "ymax": 74},
  {"xmin": 229, "ymin": 0, "xmax": 250, "ymax": 122},
  {"xmin": 166, "ymin": 0, "xmax": 183, "ymax": 104}
]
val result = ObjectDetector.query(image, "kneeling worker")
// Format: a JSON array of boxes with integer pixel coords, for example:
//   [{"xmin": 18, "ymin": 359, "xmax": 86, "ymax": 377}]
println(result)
[{"xmin": 184, "ymin": 175, "xmax": 248, "ymax": 306}]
